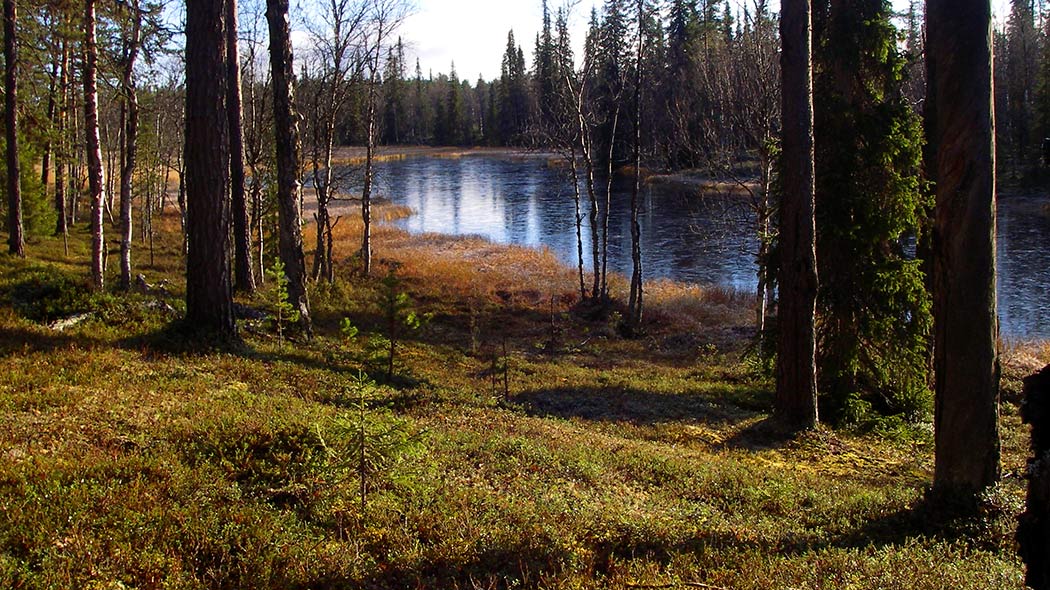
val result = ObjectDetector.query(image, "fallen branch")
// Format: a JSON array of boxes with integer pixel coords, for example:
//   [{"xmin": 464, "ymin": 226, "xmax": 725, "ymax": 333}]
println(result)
[{"xmin": 626, "ymin": 582, "xmax": 728, "ymax": 590}]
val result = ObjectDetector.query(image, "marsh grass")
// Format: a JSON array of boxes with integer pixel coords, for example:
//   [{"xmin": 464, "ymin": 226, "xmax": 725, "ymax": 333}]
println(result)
[{"xmin": 0, "ymin": 211, "xmax": 1034, "ymax": 589}]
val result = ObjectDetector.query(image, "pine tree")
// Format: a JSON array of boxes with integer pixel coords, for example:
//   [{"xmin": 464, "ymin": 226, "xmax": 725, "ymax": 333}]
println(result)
[
  {"xmin": 184, "ymin": 0, "xmax": 236, "ymax": 339},
  {"xmin": 777, "ymin": 0, "xmax": 819, "ymax": 430},
  {"xmin": 928, "ymin": 0, "xmax": 1001, "ymax": 501},
  {"xmin": 3, "ymin": 0, "xmax": 24, "ymax": 257}
]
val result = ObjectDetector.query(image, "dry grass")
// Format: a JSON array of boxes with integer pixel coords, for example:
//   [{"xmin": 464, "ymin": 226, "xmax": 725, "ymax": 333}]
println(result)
[
  {"xmin": 1002, "ymin": 340, "xmax": 1050, "ymax": 383},
  {"xmin": 328, "ymin": 146, "xmax": 539, "ymax": 167},
  {"xmin": 320, "ymin": 208, "xmax": 755, "ymax": 340},
  {"xmin": 645, "ymin": 279, "xmax": 753, "ymax": 331}
]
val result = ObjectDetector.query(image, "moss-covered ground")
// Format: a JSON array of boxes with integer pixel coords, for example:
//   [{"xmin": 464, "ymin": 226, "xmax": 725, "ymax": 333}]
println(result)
[{"xmin": 0, "ymin": 209, "xmax": 1039, "ymax": 589}]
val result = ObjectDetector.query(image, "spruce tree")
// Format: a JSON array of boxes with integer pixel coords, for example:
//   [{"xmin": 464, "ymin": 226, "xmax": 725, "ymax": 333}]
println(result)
[
  {"xmin": 446, "ymin": 63, "xmax": 462, "ymax": 145},
  {"xmin": 1004, "ymin": 0, "xmax": 1038, "ymax": 173},
  {"xmin": 813, "ymin": 0, "xmax": 932, "ymax": 422}
]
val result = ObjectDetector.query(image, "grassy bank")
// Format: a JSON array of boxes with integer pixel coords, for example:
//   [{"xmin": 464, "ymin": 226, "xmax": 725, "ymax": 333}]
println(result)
[{"xmin": 0, "ymin": 211, "xmax": 1038, "ymax": 589}]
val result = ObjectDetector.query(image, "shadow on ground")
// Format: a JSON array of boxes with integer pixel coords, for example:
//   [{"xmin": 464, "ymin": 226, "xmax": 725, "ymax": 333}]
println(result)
[{"xmin": 512, "ymin": 385, "xmax": 765, "ymax": 426}]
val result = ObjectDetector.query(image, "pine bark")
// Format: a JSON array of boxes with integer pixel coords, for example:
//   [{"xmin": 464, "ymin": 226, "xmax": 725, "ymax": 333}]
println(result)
[
  {"xmin": 266, "ymin": 0, "xmax": 312, "ymax": 334},
  {"xmin": 84, "ymin": 0, "xmax": 106, "ymax": 288},
  {"xmin": 775, "ymin": 0, "xmax": 819, "ymax": 429},
  {"xmin": 184, "ymin": 0, "xmax": 236, "ymax": 338},
  {"xmin": 4, "ymin": 0, "xmax": 23, "ymax": 257},
  {"xmin": 928, "ymin": 0, "xmax": 1001, "ymax": 497},
  {"xmin": 228, "ymin": 0, "xmax": 255, "ymax": 293}
]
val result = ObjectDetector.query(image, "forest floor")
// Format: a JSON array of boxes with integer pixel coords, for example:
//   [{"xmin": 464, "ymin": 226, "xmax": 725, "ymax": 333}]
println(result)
[{"xmin": 0, "ymin": 207, "xmax": 1043, "ymax": 589}]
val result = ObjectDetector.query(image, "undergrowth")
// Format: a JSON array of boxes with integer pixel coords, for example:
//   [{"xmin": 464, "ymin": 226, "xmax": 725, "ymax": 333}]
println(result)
[{"xmin": 0, "ymin": 213, "xmax": 1032, "ymax": 589}]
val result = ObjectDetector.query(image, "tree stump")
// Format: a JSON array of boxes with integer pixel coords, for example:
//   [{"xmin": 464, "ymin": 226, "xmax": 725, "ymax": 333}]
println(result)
[{"xmin": 1020, "ymin": 364, "xmax": 1050, "ymax": 589}]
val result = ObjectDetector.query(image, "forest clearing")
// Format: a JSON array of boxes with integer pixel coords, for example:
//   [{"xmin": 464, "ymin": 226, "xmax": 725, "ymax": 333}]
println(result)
[
  {"xmin": 0, "ymin": 209, "xmax": 1041, "ymax": 589},
  {"xmin": 2, "ymin": 0, "xmax": 1049, "ymax": 585}
]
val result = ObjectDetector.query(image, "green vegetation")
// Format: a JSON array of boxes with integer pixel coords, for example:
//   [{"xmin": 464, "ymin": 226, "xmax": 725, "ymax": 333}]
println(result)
[
  {"xmin": 266, "ymin": 258, "xmax": 300, "ymax": 348},
  {"xmin": 0, "ymin": 220, "xmax": 1034, "ymax": 589},
  {"xmin": 814, "ymin": 0, "xmax": 933, "ymax": 424}
]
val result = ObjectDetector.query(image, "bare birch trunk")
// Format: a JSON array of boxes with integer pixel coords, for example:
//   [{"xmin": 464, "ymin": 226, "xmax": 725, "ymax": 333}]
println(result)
[
  {"xmin": 228, "ymin": 0, "xmax": 255, "ymax": 293},
  {"xmin": 118, "ymin": 1, "xmax": 142, "ymax": 290},
  {"xmin": 84, "ymin": 0, "xmax": 106, "ymax": 288},
  {"xmin": 267, "ymin": 0, "xmax": 312, "ymax": 334}
]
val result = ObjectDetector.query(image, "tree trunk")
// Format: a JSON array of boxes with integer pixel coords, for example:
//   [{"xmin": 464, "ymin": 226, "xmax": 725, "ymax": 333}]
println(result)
[
  {"xmin": 55, "ymin": 40, "xmax": 68, "ymax": 239},
  {"xmin": 266, "ymin": 0, "xmax": 312, "ymax": 335},
  {"xmin": 569, "ymin": 143, "xmax": 587, "ymax": 301},
  {"xmin": 1019, "ymin": 365, "xmax": 1050, "ymax": 590},
  {"xmin": 184, "ymin": 0, "xmax": 236, "ymax": 339},
  {"xmin": 228, "ymin": 0, "xmax": 254, "ymax": 293},
  {"xmin": 4, "ymin": 0, "xmax": 23, "ymax": 257},
  {"xmin": 600, "ymin": 106, "xmax": 620, "ymax": 301},
  {"xmin": 775, "ymin": 0, "xmax": 819, "ymax": 430},
  {"xmin": 84, "ymin": 0, "xmax": 106, "ymax": 288},
  {"xmin": 576, "ymin": 104, "xmax": 601, "ymax": 302},
  {"xmin": 928, "ymin": 0, "xmax": 1001, "ymax": 498},
  {"xmin": 362, "ymin": 76, "xmax": 378, "ymax": 277},
  {"xmin": 42, "ymin": 48, "xmax": 58, "ymax": 203},
  {"xmin": 627, "ymin": 0, "xmax": 644, "ymax": 329},
  {"xmin": 118, "ymin": 1, "xmax": 142, "ymax": 290},
  {"xmin": 361, "ymin": 25, "xmax": 385, "ymax": 278}
]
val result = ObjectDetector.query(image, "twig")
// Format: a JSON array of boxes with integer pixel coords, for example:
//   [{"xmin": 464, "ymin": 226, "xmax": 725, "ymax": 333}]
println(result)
[{"xmin": 626, "ymin": 582, "xmax": 729, "ymax": 590}]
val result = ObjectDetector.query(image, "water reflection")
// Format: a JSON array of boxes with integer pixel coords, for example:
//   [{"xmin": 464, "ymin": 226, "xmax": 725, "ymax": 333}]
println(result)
[
  {"xmin": 998, "ymin": 193, "xmax": 1050, "ymax": 341},
  {"xmin": 370, "ymin": 156, "xmax": 1048, "ymax": 341}
]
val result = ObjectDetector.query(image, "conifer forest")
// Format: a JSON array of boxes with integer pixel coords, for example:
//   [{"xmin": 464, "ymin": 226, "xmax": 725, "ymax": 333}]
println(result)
[{"xmin": 1, "ymin": 0, "xmax": 1050, "ymax": 588}]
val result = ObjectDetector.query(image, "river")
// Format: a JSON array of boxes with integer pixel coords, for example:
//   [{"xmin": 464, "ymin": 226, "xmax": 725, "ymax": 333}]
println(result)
[{"xmin": 367, "ymin": 154, "xmax": 1049, "ymax": 341}]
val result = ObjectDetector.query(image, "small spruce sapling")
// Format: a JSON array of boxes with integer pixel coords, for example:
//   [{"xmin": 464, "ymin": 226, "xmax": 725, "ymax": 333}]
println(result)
[
  {"xmin": 267, "ymin": 259, "xmax": 300, "ymax": 347},
  {"xmin": 375, "ymin": 269, "xmax": 430, "ymax": 381},
  {"xmin": 321, "ymin": 372, "xmax": 422, "ymax": 522}
]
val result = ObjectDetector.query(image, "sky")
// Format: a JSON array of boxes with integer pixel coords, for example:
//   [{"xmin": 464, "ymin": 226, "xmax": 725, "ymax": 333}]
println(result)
[{"xmin": 397, "ymin": 0, "xmax": 1013, "ymax": 82}]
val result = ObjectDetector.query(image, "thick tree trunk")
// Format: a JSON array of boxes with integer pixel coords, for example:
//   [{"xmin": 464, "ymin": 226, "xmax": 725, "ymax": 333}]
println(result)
[
  {"xmin": 184, "ymin": 0, "xmax": 236, "ymax": 339},
  {"xmin": 227, "ymin": 0, "xmax": 255, "ymax": 293},
  {"xmin": 928, "ymin": 0, "xmax": 1001, "ymax": 498},
  {"xmin": 4, "ymin": 0, "xmax": 23, "ymax": 257},
  {"xmin": 118, "ymin": 2, "xmax": 142, "ymax": 290},
  {"xmin": 84, "ymin": 0, "xmax": 106, "ymax": 288},
  {"xmin": 775, "ymin": 0, "xmax": 819, "ymax": 430},
  {"xmin": 266, "ymin": 0, "xmax": 312, "ymax": 334}
]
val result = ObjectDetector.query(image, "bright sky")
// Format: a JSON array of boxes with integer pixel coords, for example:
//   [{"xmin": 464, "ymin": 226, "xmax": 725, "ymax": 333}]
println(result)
[{"xmin": 398, "ymin": 0, "xmax": 1013, "ymax": 82}]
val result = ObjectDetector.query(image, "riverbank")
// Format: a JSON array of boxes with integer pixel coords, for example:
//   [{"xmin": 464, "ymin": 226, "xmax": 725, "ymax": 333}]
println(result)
[
  {"xmin": 0, "ymin": 214, "xmax": 1038, "ymax": 589},
  {"xmin": 330, "ymin": 145, "xmax": 557, "ymax": 167}
]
